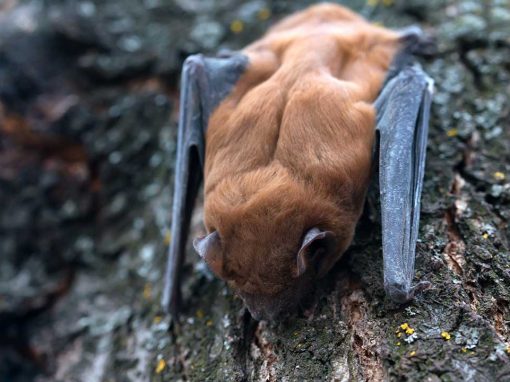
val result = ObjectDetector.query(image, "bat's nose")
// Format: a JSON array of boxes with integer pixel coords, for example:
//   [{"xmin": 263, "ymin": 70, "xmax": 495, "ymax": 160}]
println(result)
[
  {"xmin": 245, "ymin": 304, "xmax": 290, "ymax": 321},
  {"xmin": 246, "ymin": 306, "xmax": 276, "ymax": 321},
  {"xmin": 241, "ymin": 290, "xmax": 300, "ymax": 321},
  {"xmin": 247, "ymin": 308, "xmax": 263, "ymax": 321}
]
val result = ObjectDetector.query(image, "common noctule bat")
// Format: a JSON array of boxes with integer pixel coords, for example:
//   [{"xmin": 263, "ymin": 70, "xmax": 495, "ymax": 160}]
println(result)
[{"xmin": 162, "ymin": 3, "xmax": 433, "ymax": 320}]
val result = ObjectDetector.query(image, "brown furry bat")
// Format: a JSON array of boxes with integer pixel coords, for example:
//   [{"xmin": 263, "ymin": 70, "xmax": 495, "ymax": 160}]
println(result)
[{"xmin": 164, "ymin": 3, "xmax": 433, "ymax": 320}]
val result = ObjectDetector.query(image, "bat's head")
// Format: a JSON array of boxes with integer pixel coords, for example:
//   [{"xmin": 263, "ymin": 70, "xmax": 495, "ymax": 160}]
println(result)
[{"xmin": 195, "ymin": 166, "xmax": 360, "ymax": 320}]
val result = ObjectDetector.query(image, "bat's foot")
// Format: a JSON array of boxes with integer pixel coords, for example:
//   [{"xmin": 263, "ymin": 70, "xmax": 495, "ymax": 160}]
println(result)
[{"xmin": 385, "ymin": 280, "xmax": 431, "ymax": 303}]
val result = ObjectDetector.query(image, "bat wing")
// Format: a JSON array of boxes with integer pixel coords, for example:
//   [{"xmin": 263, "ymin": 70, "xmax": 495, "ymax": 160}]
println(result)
[
  {"xmin": 162, "ymin": 53, "xmax": 248, "ymax": 315},
  {"xmin": 375, "ymin": 62, "xmax": 433, "ymax": 303}
]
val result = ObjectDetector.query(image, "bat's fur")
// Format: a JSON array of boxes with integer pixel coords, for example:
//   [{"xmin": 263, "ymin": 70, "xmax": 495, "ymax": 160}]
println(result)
[{"xmin": 200, "ymin": 3, "xmax": 403, "ymax": 319}]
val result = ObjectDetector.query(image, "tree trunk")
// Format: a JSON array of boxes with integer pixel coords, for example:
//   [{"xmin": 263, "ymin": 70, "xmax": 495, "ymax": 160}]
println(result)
[{"xmin": 0, "ymin": 1, "xmax": 509, "ymax": 381}]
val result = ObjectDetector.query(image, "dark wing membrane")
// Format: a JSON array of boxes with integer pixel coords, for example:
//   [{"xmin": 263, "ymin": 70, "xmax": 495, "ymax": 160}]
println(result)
[
  {"xmin": 375, "ymin": 64, "xmax": 433, "ymax": 303},
  {"xmin": 162, "ymin": 54, "xmax": 247, "ymax": 315}
]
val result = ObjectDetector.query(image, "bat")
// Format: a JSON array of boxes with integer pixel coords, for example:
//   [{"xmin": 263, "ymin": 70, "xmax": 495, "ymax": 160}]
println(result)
[{"xmin": 162, "ymin": 3, "xmax": 433, "ymax": 320}]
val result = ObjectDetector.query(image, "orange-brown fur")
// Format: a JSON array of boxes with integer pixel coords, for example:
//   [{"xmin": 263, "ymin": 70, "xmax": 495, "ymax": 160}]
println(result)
[{"xmin": 203, "ymin": 4, "xmax": 401, "ymax": 300}]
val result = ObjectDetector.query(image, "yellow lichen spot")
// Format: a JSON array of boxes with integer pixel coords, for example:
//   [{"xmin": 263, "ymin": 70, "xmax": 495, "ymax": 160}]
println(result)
[
  {"xmin": 143, "ymin": 283, "xmax": 152, "ymax": 300},
  {"xmin": 230, "ymin": 20, "xmax": 244, "ymax": 34},
  {"xmin": 441, "ymin": 331, "xmax": 451, "ymax": 340},
  {"xmin": 397, "ymin": 332, "xmax": 403, "ymax": 338},
  {"xmin": 155, "ymin": 359, "xmax": 166, "ymax": 374},
  {"xmin": 382, "ymin": 0, "xmax": 394, "ymax": 6},
  {"xmin": 482, "ymin": 232, "xmax": 489, "ymax": 239},
  {"xmin": 494, "ymin": 171, "xmax": 506, "ymax": 181},
  {"xmin": 153, "ymin": 315, "xmax": 162, "ymax": 324},
  {"xmin": 163, "ymin": 230, "xmax": 171, "ymax": 245},
  {"xmin": 461, "ymin": 347, "xmax": 468, "ymax": 353},
  {"xmin": 396, "ymin": 342, "xmax": 401, "ymax": 346},
  {"xmin": 206, "ymin": 319, "xmax": 213, "ymax": 327},
  {"xmin": 447, "ymin": 128, "xmax": 458, "ymax": 137},
  {"xmin": 367, "ymin": 0, "xmax": 379, "ymax": 6},
  {"xmin": 409, "ymin": 350, "xmax": 416, "ymax": 357},
  {"xmin": 400, "ymin": 323, "xmax": 409, "ymax": 330},
  {"xmin": 406, "ymin": 328, "xmax": 415, "ymax": 335},
  {"xmin": 196, "ymin": 309, "xmax": 205, "ymax": 319},
  {"xmin": 257, "ymin": 8, "xmax": 271, "ymax": 21},
  {"xmin": 506, "ymin": 346, "xmax": 510, "ymax": 354}
]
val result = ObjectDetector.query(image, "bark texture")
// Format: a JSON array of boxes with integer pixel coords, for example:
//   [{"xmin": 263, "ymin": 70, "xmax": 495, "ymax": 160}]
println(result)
[{"xmin": 0, "ymin": 0, "xmax": 509, "ymax": 381}]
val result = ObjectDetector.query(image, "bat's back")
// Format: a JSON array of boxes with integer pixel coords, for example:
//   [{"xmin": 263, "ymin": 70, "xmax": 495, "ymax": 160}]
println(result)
[{"xmin": 205, "ymin": 3, "xmax": 399, "ymax": 207}]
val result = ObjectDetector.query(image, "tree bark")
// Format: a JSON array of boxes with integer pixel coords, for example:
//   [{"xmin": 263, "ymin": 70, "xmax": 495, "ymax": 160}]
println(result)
[{"xmin": 0, "ymin": 0, "xmax": 509, "ymax": 381}]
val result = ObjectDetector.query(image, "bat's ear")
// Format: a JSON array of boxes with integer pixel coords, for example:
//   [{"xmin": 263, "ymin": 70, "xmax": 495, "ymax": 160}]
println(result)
[
  {"xmin": 193, "ymin": 231, "xmax": 224, "ymax": 277},
  {"xmin": 296, "ymin": 228, "xmax": 336, "ymax": 278}
]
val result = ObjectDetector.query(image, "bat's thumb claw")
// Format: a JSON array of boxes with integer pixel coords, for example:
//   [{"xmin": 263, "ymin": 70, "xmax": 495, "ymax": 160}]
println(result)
[
  {"xmin": 385, "ymin": 282, "xmax": 413, "ymax": 303},
  {"xmin": 398, "ymin": 26, "xmax": 437, "ymax": 57},
  {"xmin": 385, "ymin": 280, "xmax": 431, "ymax": 303}
]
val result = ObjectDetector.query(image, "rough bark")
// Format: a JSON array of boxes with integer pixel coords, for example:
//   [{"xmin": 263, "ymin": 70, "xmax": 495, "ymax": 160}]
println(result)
[{"xmin": 0, "ymin": 0, "xmax": 509, "ymax": 381}]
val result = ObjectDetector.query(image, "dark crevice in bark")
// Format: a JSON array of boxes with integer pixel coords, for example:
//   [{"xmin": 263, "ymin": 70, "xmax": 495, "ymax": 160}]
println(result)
[
  {"xmin": 443, "ymin": 207, "xmax": 466, "ymax": 276},
  {"xmin": 339, "ymin": 275, "xmax": 386, "ymax": 382}
]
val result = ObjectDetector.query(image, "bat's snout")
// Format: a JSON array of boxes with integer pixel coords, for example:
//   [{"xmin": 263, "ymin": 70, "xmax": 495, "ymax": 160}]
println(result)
[
  {"xmin": 237, "ymin": 266, "xmax": 317, "ymax": 321},
  {"xmin": 246, "ymin": 306, "xmax": 275, "ymax": 321},
  {"xmin": 240, "ymin": 292, "xmax": 300, "ymax": 322},
  {"xmin": 245, "ymin": 303, "xmax": 293, "ymax": 322}
]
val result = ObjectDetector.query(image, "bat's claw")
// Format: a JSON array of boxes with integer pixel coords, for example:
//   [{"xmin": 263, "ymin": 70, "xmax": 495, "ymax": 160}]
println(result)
[
  {"xmin": 398, "ymin": 26, "xmax": 437, "ymax": 57},
  {"xmin": 385, "ymin": 280, "xmax": 431, "ymax": 303}
]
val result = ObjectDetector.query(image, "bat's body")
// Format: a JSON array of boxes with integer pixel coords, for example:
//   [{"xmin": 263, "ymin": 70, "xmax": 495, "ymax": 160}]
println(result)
[{"xmin": 163, "ymin": 4, "xmax": 433, "ymax": 320}]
